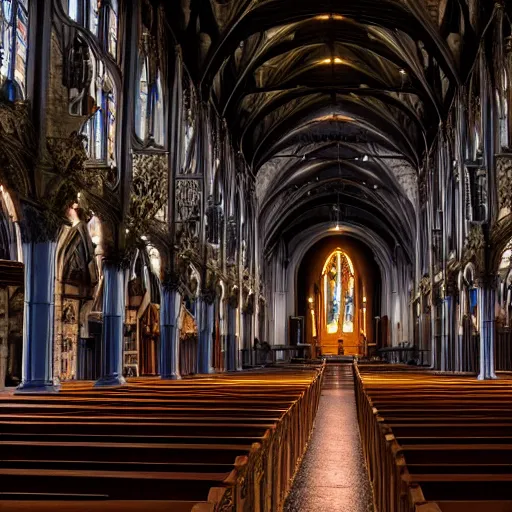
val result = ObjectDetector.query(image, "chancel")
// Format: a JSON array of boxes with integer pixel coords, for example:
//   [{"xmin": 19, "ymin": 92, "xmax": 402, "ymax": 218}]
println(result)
[{"xmin": 0, "ymin": 0, "xmax": 512, "ymax": 511}]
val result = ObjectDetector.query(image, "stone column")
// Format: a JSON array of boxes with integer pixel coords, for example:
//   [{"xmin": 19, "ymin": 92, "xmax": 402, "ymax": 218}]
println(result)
[
  {"xmin": 225, "ymin": 304, "xmax": 236, "ymax": 371},
  {"xmin": 17, "ymin": 241, "xmax": 59, "ymax": 393},
  {"xmin": 160, "ymin": 286, "xmax": 182, "ymax": 380},
  {"xmin": 0, "ymin": 287, "xmax": 8, "ymax": 390},
  {"xmin": 95, "ymin": 261, "xmax": 126, "ymax": 387},
  {"xmin": 197, "ymin": 296, "xmax": 214, "ymax": 374},
  {"xmin": 477, "ymin": 279, "xmax": 497, "ymax": 380}
]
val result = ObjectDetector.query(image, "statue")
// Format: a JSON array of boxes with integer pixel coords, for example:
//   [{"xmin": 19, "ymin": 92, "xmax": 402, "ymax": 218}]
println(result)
[
  {"xmin": 226, "ymin": 216, "xmax": 237, "ymax": 265},
  {"xmin": 205, "ymin": 195, "xmax": 222, "ymax": 245}
]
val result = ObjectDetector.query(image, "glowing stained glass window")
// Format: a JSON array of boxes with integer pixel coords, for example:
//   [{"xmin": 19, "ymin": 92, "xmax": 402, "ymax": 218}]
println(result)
[
  {"xmin": 135, "ymin": 37, "xmax": 165, "ymax": 146},
  {"xmin": 343, "ymin": 276, "xmax": 355, "ymax": 333},
  {"xmin": 81, "ymin": 59, "xmax": 116, "ymax": 165},
  {"xmin": 153, "ymin": 73, "xmax": 165, "ymax": 146},
  {"xmin": 1, "ymin": 0, "xmax": 29, "ymax": 100},
  {"xmin": 136, "ymin": 59, "xmax": 149, "ymax": 141},
  {"xmin": 107, "ymin": 0, "xmax": 118, "ymax": 58},
  {"xmin": 322, "ymin": 249, "xmax": 355, "ymax": 335}
]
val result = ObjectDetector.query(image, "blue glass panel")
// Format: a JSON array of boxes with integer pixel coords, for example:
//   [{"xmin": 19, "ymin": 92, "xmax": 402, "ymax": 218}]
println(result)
[{"xmin": 470, "ymin": 288, "xmax": 478, "ymax": 310}]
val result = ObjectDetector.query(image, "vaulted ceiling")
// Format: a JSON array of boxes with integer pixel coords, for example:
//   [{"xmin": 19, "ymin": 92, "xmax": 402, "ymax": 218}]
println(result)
[{"xmin": 173, "ymin": 0, "xmax": 486, "ymax": 261}]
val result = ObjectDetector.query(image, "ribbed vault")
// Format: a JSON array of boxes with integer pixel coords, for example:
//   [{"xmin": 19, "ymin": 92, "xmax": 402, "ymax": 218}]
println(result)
[{"xmin": 195, "ymin": 0, "xmax": 464, "ymax": 260}]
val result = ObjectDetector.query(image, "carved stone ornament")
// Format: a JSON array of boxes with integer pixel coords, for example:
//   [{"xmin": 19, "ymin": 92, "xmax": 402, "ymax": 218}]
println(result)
[
  {"xmin": 205, "ymin": 195, "xmax": 223, "ymax": 245},
  {"xmin": 131, "ymin": 153, "xmax": 168, "ymax": 222},
  {"xmin": 418, "ymin": 173, "xmax": 428, "ymax": 206},
  {"xmin": 462, "ymin": 223, "xmax": 485, "ymax": 274},
  {"xmin": 445, "ymin": 263, "xmax": 460, "ymax": 297},
  {"xmin": 419, "ymin": 275, "xmax": 431, "ymax": 296},
  {"xmin": 0, "ymin": 99, "xmax": 33, "ymax": 197},
  {"xmin": 175, "ymin": 179, "xmax": 201, "ymax": 259},
  {"xmin": 161, "ymin": 268, "xmax": 184, "ymax": 294},
  {"xmin": 226, "ymin": 216, "xmax": 238, "ymax": 265},
  {"xmin": 496, "ymin": 154, "xmax": 512, "ymax": 211},
  {"xmin": 228, "ymin": 286, "xmax": 240, "ymax": 309}
]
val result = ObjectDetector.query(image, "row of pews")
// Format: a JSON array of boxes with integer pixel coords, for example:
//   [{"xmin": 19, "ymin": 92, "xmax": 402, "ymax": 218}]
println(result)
[
  {"xmin": 0, "ymin": 363, "xmax": 324, "ymax": 512},
  {"xmin": 354, "ymin": 363, "xmax": 512, "ymax": 512}
]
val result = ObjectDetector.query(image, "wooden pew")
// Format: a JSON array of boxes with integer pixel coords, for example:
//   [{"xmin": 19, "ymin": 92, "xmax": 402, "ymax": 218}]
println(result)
[
  {"xmin": 354, "ymin": 363, "xmax": 512, "ymax": 512},
  {"xmin": 0, "ymin": 364, "xmax": 325, "ymax": 512}
]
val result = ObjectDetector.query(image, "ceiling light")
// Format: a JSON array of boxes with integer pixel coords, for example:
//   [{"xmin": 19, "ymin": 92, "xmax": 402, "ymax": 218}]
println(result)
[
  {"xmin": 308, "ymin": 297, "xmax": 314, "ymax": 303},
  {"xmin": 399, "ymin": 69, "xmax": 407, "ymax": 75},
  {"xmin": 319, "ymin": 57, "xmax": 345, "ymax": 65},
  {"xmin": 316, "ymin": 14, "xmax": 344, "ymax": 20},
  {"xmin": 363, "ymin": 155, "xmax": 369, "ymax": 161},
  {"xmin": 335, "ymin": 224, "xmax": 340, "ymax": 231}
]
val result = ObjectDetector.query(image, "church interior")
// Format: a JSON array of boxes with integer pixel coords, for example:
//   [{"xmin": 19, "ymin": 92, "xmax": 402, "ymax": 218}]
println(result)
[{"xmin": 1, "ymin": 0, "xmax": 512, "ymax": 511}]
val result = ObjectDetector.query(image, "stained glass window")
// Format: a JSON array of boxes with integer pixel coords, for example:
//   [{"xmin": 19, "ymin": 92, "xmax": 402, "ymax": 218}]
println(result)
[
  {"xmin": 136, "ymin": 59, "xmax": 149, "ymax": 141},
  {"xmin": 65, "ymin": 2, "xmax": 119, "ymax": 163},
  {"xmin": 135, "ymin": 34, "xmax": 165, "ymax": 146},
  {"xmin": 322, "ymin": 250, "xmax": 355, "ymax": 335},
  {"xmin": 0, "ymin": 0, "xmax": 29, "ymax": 101},
  {"xmin": 67, "ymin": 1, "xmax": 117, "ymax": 53},
  {"xmin": 80, "ymin": 57, "xmax": 116, "ymax": 165},
  {"xmin": 106, "ymin": 0, "xmax": 117, "ymax": 58}
]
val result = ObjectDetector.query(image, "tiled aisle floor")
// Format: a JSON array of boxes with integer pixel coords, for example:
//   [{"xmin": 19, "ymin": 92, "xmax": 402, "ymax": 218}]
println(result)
[{"xmin": 284, "ymin": 364, "xmax": 374, "ymax": 512}]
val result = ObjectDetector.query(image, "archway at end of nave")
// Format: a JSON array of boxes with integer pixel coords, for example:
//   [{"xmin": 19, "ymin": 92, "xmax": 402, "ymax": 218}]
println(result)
[{"xmin": 297, "ymin": 236, "xmax": 381, "ymax": 357}]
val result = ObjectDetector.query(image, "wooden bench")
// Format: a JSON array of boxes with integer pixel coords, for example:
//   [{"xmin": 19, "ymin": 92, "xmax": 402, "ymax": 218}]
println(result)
[
  {"xmin": 0, "ymin": 364, "xmax": 325, "ymax": 512},
  {"xmin": 354, "ymin": 363, "xmax": 512, "ymax": 512}
]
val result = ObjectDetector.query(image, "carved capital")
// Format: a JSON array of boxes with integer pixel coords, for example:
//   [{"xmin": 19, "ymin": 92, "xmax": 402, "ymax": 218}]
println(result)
[
  {"xmin": 19, "ymin": 203, "xmax": 62, "ymax": 243},
  {"xmin": 161, "ymin": 269, "xmax": 184, "ymax": 294}
]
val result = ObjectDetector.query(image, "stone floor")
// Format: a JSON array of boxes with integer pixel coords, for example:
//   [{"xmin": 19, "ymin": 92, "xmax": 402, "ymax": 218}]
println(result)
[{"xmin": 284, "ymin": 363, "xmax": 374, "ymax": 512}]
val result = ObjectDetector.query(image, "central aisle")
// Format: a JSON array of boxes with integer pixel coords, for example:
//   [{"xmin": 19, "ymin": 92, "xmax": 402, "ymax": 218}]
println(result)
[{"xmin": 284, "ymin": 363, "xmax": 374, "ymax": 512}]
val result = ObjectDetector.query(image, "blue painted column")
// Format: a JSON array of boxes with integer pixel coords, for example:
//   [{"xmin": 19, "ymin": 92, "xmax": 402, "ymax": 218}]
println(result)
[
  {"xmin": 226, "ymin": 304, "xmax": 237, "ymax": 371},
  {"xmin": 478, "ymin": 284, "xmax": 497, "ymax": 380},
  {"xmin": 17, "ymin": 241, "xmax": 59, "ymax": 393},
  {"xmin": 197, "ymin": 298, "xmax": 214, "ymax": 374},
  {"xmin": 160, "ymin": 286, "xmax": 182, "ymax": 380},
  {"xmin": 95, "ymin": 262, "xmax": 126, "ymax": 387}
]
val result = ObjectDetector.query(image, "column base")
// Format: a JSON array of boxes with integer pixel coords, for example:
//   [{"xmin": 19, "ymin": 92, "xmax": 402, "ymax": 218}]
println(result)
[
  {"xmin": 197, "ymin": 367, "xmax": 215, "ymax": 375},
  {"xmin": 94, "ymin": 374, "xmax": 126, "ymax": 387},
  {"xmin": 15, "ymin": 380, "xmax": 60, "ymax": 394},
  {"xmin": 161, "ymin": 373, "xmax": 182, "ymax": 380}
]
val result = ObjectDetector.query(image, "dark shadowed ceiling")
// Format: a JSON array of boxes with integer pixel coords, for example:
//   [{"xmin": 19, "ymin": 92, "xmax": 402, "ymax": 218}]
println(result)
[{"xmin": 172, "ymin": 0, "xmax": 486, "ymax": 261}]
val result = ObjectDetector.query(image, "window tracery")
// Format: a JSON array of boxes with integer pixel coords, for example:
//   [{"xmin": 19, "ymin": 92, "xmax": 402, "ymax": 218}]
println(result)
[
  {"xmin": 0, "ymin": 0, "xmax": 29, "ymax": 101},
  {"xmin": 322, "ymin": 250, "xmax": 355, "ymax": 335},
  {"xmin": 134, "ymin": 2, "xmax": 165, "ymax": 147},
  {"xmin": 66, "ymin": 0, "xmax": 117, "ymax": 58},
  {"xmin": 63, "ymin": 1, "xmax": 119, "ymax": 166}
]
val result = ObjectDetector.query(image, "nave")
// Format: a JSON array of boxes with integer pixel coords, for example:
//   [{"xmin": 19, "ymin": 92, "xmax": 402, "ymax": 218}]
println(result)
[{"xmin": 285, "ymin": 363, "xmax": 373, "ymax": 512}]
